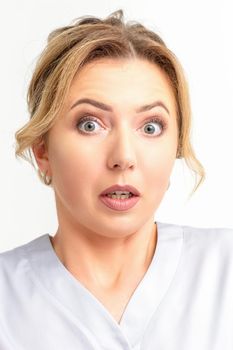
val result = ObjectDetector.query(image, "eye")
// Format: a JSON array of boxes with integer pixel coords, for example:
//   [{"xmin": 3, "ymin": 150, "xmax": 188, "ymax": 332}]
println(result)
[
  {"xmin": 142, "ymin": 117, "xmax": 166, "ymax": 136},
  {"xmin": 76, "ymin": 116, "xmax": 103, "ymax": 134},
  {"xmin": 76, "ymin": 115, "xmax": 167, "ymax": 136}
]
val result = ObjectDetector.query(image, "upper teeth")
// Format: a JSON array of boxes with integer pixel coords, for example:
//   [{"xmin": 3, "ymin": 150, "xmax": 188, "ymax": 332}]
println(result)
[{"xmin": 109, "ymin": 191, "xmax": 131, "ymax": 195}]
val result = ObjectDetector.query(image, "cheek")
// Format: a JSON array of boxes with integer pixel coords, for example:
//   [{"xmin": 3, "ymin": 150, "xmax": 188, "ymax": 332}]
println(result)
[
  {"xmin": 144, "ymin": 140, "xmax": 177, "ymax": 183},
  {"xmin": 49, "ymin": 135, "xmax": 94, "ymax": 172},
  {"xmin": 143, "ymin": 152, "xmax": 175, "ymax": 212},
  {"xmin": 48, "ymin": 137, "xmax": 101, "ymax": 200},
  {"xmin": 146, "ymin": 159, "xmax": 174, "ymax": 194}
]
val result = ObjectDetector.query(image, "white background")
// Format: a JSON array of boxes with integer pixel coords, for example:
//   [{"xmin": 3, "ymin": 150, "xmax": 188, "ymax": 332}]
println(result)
[{"xmin": 0, "ymin": 0, "xmax": 232, "ymax": 252}]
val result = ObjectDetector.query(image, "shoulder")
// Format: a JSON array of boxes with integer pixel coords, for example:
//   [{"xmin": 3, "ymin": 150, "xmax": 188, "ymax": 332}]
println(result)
[
  {"xmin": 158, "ymin": 221, "xmax": 233, "ymax": 262},
  {"xmin": 161, "ymin": 221, "xmax": 233, "ymax": 244},
  {"xmin": 0, "ymin": 234, "xmax": 50, "ymax": 277},
  {"xmin": 181, "ymin": 223, "xmax": 233, "ymax": 249},
  {"xmin": 184, "ymin": 224, "xmax": 233, "ymax": 265},
  {"xmin": 158, "ymin": 221, "xmax": 233, "ymax": 241}
]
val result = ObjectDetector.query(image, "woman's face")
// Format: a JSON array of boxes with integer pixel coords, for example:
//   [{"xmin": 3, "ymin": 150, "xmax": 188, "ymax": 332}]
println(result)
[{"xmin": 35, "ymin": 58, "xmax": 179, "ymax": 238}]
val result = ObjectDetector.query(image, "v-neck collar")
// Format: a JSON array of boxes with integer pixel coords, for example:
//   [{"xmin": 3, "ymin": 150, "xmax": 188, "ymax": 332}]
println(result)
[{"xmin": 25, "ymin": 221, "xmax": 183, "ymax": 349}]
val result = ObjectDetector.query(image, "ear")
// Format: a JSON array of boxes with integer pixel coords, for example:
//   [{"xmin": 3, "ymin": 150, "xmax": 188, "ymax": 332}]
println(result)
[{"xmin": 32, "ymin": 139, "xmax": 52, "ymax": 177}]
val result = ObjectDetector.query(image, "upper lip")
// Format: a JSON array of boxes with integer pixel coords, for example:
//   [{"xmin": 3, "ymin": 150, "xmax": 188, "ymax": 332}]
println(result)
[{"xmin": 100, "ymin": 184, "xmax": 141, "ymax": 196}]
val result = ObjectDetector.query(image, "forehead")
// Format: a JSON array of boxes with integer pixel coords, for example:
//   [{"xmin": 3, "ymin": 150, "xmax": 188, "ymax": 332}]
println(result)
[{"xmin": 68, "ymin": 58, "xmax": 176, "ymax": 112}]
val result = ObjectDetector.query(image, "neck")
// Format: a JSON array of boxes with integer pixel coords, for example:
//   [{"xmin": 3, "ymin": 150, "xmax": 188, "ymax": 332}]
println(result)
[{"xmin": 50, "ymin": 220, "xmax": 157, "ymax": 292}]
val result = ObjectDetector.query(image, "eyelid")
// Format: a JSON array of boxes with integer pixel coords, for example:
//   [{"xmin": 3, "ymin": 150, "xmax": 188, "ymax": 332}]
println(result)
[
  {"xmin": 76, "ymin": 113, "xmax": 168, "ymax": 135},
  {"xmin": 77, "ymin": 115, "xmax": 162, "ymax": 126},
  {"xmin": 76, "ymin": 115, "xmax": 105, "ymax": 135},
  {"xmin": 76, "ymin": 110, "xmax": 167, "ymax": 124},
  {"xmin": 142, "ymin": 114, "xmax": 166, "ymax": 124}
]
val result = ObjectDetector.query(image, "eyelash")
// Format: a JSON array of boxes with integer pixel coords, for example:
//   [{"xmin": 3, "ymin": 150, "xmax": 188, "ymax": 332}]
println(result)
[{"xmin": 76, "ymin": 115, "xmax": 167, "ymax": 137}]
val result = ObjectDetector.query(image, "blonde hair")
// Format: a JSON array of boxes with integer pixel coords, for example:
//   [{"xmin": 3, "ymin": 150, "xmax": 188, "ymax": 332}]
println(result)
[{"xmin": 15, "ymin": 9, "xmax": 205, "ymax": 196}]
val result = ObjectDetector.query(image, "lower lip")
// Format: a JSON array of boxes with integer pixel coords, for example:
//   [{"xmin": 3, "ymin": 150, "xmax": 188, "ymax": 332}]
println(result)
[{"xmin": 99, "ymin": 195, "xmax": 140, "ymax": 211}]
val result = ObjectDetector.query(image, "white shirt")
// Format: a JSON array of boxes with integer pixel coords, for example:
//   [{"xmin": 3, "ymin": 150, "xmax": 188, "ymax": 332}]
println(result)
[{"xmin": 0, "ymin": 221, "xmax": 233, "ymax": 350}]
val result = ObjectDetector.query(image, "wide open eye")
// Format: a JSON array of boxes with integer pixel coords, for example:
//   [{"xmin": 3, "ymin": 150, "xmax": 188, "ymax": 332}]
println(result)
[
  {"xmin": 76, "ymin": 116, "xmax": 103, "ymax": 134},
  {"xmin": 76, "ymin": 115, "xmax": 167, "ymax": 136},
  {"xmin": 142, "ymin": 117, "xmax": 166, "ymax": 136}
]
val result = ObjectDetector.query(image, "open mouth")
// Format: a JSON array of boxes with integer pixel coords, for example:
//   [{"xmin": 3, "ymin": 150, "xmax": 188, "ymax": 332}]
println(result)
[
  {"xmin": 99, "ymin": 192, "xmax": 140, "ymax": 211},
  {"xmin": 104, "ymin": 192, "xmax": 135, "ymax": 199}
]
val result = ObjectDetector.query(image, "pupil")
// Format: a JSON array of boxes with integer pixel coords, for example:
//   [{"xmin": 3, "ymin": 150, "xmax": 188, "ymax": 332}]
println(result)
[
  {"xmin": 85, "ymin": 122, "xmax": 95, "ymax": 131},
  {"xmin": 145, "ymin": 125, "xmax": 155, "ymax": 134}
]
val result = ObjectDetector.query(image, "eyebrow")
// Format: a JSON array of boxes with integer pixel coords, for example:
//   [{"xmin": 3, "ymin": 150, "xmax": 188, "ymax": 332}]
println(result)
[{"xmin": 70, "ymin": 98, "xmax": 170, "ymax": 115}]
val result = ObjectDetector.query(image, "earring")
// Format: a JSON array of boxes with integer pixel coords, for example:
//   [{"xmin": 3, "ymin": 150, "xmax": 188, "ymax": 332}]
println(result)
[
  {"xmin": 176, "ymin": 146, "xmax": 182, "ymax": 159},
  {"xmin": 42, "ymin": 171, "xmax": 52, "ymax": 186}
]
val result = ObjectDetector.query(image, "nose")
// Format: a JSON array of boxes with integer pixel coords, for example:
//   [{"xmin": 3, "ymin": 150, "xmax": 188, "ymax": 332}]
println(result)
[{"xmin": 107, "ymin": 127, "xmax": 137, "ymax": 171}]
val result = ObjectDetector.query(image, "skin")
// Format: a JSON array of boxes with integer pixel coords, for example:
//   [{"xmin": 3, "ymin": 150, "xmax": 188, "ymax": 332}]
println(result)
[{"xmin": 33, "ymin": 57, "xmax": 179, "ymax": 320}]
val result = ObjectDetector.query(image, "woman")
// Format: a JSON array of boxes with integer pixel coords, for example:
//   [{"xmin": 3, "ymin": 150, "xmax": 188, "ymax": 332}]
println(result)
[{"xmin": 1, "ymin": 9, "xmax": 232, "ymax": 350}]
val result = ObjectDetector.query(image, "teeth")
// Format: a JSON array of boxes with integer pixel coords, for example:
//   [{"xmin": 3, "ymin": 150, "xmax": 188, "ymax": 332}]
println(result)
[
  {"xmin": 107, "ymin": 192, "xmax": 133, "ymax": 199},
  {"xmin": 109, "ymin": 191, "xmax": 131, "ymax": 195}
]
